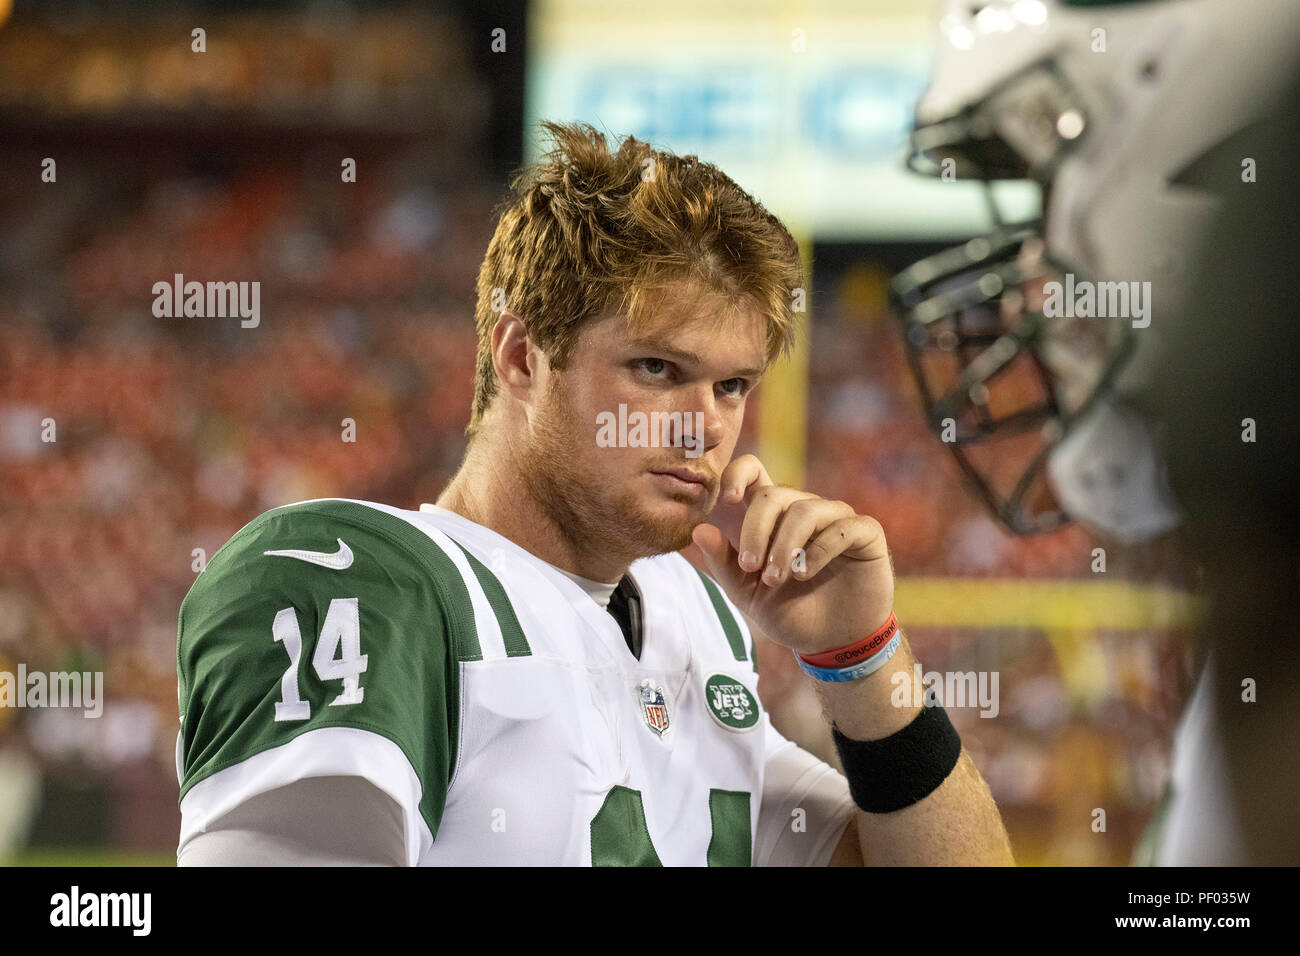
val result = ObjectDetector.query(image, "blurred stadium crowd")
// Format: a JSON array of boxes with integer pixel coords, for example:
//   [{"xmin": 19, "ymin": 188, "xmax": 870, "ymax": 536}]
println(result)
[
  {"xmin": 0, "ymin": 3, "xmax": 1194, "ymax": 864},
  {"xmin": 0, "ymin": 147, "xmax": 499, "ymax": 851}
]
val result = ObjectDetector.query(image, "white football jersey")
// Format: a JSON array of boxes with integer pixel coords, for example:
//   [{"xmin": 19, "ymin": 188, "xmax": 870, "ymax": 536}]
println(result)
[
  {"xmin": 1144, "ymin": 652, "xmax": 1246, "ymax": 865},
  {"xmin": 176, "ymin": 498, "xmax": 854, "ymax": 865}
]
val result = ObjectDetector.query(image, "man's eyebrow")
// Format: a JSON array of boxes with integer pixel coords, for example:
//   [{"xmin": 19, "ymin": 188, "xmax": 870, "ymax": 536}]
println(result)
[{"xmin": 626, "ymin": 339, "xmax": 766, "ymax": 379}]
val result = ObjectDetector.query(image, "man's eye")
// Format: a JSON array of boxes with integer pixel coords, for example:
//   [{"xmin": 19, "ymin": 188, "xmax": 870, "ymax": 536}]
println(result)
[
  {"xmin": 719, "ymin": 378, "xmax": 748, "ymax": 397},
  {"xmin": 637, "ymin": 358, "xmax": 669, "ymax": 376}
]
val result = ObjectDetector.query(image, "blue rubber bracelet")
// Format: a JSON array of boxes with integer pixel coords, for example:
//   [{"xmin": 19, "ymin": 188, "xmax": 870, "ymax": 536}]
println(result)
[{"xmin": 793, "ymin": 631, "xmax": 903, "ymax": 683}]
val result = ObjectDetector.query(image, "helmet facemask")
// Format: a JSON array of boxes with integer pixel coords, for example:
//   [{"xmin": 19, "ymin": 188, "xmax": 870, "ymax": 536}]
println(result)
[{"xmin": 890, "ymin": 61, "xmax": 1138, "ymax": 535}]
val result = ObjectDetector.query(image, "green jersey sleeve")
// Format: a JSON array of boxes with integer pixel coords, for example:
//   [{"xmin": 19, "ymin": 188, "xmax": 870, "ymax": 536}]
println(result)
[{"xmin": 177, "ymin": 499, "xmax": 475, "ymax": 854}]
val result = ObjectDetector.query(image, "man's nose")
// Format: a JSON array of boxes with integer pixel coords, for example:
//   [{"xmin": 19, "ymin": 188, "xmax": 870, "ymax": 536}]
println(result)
[{"xmin": 673, "ymin": 389, "xmax": 725, "ymax": 458}]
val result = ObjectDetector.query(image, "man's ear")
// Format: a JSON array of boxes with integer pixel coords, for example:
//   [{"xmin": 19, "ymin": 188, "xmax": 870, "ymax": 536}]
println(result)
[{"xmin": 491, "ymin": 311, "xmax": 542, "ymax": 402}]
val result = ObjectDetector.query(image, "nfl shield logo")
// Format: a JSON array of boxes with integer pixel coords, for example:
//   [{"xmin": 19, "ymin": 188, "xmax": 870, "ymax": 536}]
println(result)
[{"xmin": 637, "ymin": 679, "xmax": 671, "ymax": 738}]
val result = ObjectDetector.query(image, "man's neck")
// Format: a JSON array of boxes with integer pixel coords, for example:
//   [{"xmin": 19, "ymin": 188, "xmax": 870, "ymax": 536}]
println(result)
[{"xmin": 434, "ymin": 440, "xmax": 626, "ymax": 585}]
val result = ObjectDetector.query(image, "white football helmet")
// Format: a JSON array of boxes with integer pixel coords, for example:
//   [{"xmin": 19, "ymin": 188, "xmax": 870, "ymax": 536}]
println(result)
[{"xmin": 891, "ymin": 0, "xmax": 1300, "ymax": 541}]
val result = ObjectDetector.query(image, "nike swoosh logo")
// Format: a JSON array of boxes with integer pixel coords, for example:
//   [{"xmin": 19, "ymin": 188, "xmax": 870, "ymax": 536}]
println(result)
[{"xmin": 264, "ymin": 538, "xmax": 354, "ymax": 570}]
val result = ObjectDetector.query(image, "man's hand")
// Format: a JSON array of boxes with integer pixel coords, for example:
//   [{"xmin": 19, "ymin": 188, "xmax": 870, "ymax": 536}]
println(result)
[{"xmin": 691, "ymin": 454, "xmax": 894, "ymax": 656}]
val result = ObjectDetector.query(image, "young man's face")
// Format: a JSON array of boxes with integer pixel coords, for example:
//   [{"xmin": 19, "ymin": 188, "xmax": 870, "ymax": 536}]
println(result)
[{"xmin": 519, "ymin": 284, "xmax": 768, "ymax": 570}]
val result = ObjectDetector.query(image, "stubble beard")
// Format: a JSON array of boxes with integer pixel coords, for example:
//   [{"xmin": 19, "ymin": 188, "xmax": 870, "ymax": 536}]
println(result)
[{"xmin": 518, "ymin": 375, "xmax": 706, "ymax": 566}]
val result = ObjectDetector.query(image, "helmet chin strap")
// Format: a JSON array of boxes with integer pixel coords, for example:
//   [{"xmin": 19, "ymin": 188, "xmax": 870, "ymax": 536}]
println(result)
[{"xmin": 1046, "ymin": 397, "xmax": 1182, "ymax": 544}]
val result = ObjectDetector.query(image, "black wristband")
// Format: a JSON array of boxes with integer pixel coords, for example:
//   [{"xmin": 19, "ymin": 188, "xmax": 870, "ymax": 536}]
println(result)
[{"xmin": 832, "ymin": 703, "xmax": 963, "ymax": 813}]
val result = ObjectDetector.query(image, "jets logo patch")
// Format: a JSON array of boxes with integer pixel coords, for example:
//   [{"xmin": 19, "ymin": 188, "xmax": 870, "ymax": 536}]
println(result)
[
  {"xmin": 704, "ymin": 674, "xmax": 760, "ymax": 731},
  {"xmin": 637, "ymin": 679, "xmax": 671, "ymax": 738}
]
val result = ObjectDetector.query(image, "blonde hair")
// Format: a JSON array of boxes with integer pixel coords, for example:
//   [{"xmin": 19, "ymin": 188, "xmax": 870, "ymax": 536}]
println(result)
[{"xmin": 468, "ymin": 121, "xmax": 803, "ymax": 439}]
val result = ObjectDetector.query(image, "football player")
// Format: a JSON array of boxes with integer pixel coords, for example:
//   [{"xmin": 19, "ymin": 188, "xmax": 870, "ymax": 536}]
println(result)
[
  {"xmin": 890, "ymin": 0, "xmax": 1300, "ymax": 863},
  {"xmin": 175, "ymin": 122, "xmax": 1014, "ymax": 865}
]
